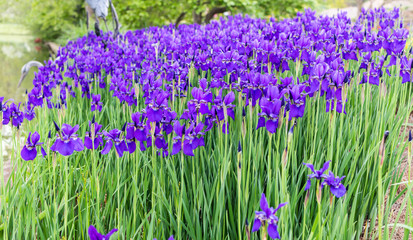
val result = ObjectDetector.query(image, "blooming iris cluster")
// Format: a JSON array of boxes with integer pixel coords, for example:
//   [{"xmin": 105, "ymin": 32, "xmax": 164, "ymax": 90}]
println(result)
[
  {"xmin": 9, "ymin": 8, "xmax": 410, "ymax": 158},
  {"xmin": 2, "ymin": 101, "xmax": 24, "ymax": 128}
]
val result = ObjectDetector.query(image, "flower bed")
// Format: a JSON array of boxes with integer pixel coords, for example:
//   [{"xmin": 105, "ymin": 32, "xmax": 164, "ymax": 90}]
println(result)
[{"xmin": 0, "ymin": 7, "xmax": 413, "ymax": 240}]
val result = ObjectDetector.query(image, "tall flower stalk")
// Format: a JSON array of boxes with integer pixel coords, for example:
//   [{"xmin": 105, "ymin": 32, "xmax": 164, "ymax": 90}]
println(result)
[{"xmin": 377, "ymin": 131, "xmax": 389, "ymax": 240}]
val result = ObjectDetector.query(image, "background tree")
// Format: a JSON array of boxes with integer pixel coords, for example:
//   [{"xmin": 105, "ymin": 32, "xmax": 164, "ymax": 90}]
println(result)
[{"xmin": 22, "ymin": 0, "xmax": 312, "ymax": 41}]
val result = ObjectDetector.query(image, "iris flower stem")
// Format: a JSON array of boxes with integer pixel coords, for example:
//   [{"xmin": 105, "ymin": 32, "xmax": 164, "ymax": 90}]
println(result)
[
  {"xmin": 248, "ymin": 103, "xmax": 253, "ymax": 197},
  {"xmin": 244, "ymin": 102, "xmax": 253, "ymax": 230},
  {"xmin": 281, "ymin": 132, "xmax": 289, "ymax": 234},
  {"xmin": 334, "ymin": 106, "xmax": 345, "ymax": 174},
  {"xmin": 132, "ymin": 149, "xmax": 138, "ymax": 230},
  {"xmin": 53, "ymin": 153, "xmax": 58, "ymax": 238},
  {"xmin": 363, "ymin": 83, "xmax": 372, "ymax": 191},
  {"xmin": 267, "ymin": 134, "xmax": 273, "ymax": 200},
  {"xmin": 328, "ymin": 197, "xmax": 335, "ymax": 238},
  {"xmin": 408, "ymin": 86, "xmax": 413, "ymax": 234},
  {"xmin": 32, "ymin": 161, "xmax": 37, "ymax": 238},
  {"xmin": 307, "ymin": 96, "xmax": 315, "ymax": 155},
  {"xmin": 237, "ymin": 101, "xmax": 243, "ymax": 240},
  {"xmin": 317, "ymin": 183, "xmax": 323, "ymax": 240},
  {"xmin": 151, "ymin": 124, "xmax": 157, "ymax": 213},
  {"xmin": 404, "ymin": 137, "xmax": 412, "ymax": 240},
  {"xmin": 237, "ymin": 151, "xmax": 242, "ymax": 240},
  {"xmin": 302, "ymin": 204, "xmax": 307, "ymax": 238},
  {"xmin": 64, "ymin": 156, "xmax": 69, "ymax": 238},
  {"xmin": 331, "ymin": 104, "xmax": 337, "ymax": 171},
  {"xmin": 177, "ymin": 151, "xmax": 184, "ymax": 240},
  {"xmin": 378, "ymin": 164, "xmax": 383, "ymax": 240},
  {"xmin": 10, "ymin": 129, "xmax": 15, "ymax": 186},
  {"xmin": 92, "ymin": 148, "xmax": 100, "ymax": 228},
  {"xmin": 312, "ymin": 86, "xmax": 322, "ymax": 163},
  {"xmin": 117, "ymin": 153, "xmax": 121, "ymax": 230}
]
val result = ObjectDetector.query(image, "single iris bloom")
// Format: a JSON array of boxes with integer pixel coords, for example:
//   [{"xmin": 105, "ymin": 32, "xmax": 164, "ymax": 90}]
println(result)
[
  {"xmin": 101, "ymin": 129, "xmax": 128, "ymax": 157},
  {"xmin": 303, "ymin": 160, "xmax": 331, "ymax": 190},
  {"xmin": 91, "ymin": 94, "xmax": 103, "ymax": 112},
  {"xmin": 21, "ymin": 131, "xmax": 46, "ymax": 161},
  {"xmin": 322, "ymin": 171, "xmax": 346, "ymax": 198},
  {"xmin": 84, "ymin": 121, "xmax": 104, "ymax": 150},
  {"xmin": 50, "ymin": 124, "xmax": 84, "ymax": 156},
  {"xmin": 88, "ymin": 225, "xmax": 118, "ymax": 240},
  {"xmin": 252, "ymin": 193, "xmax": 287, "ymax": 239}
]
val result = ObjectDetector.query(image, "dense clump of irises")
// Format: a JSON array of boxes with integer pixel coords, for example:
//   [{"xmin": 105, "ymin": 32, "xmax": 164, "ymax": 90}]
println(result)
[
  {"xmin": 3, "ymin": 7, "xmax": 409, "ymax": 160},
  {"xmin": 0, "ymin": 6, "xmax": 410, "ymax": 239}
]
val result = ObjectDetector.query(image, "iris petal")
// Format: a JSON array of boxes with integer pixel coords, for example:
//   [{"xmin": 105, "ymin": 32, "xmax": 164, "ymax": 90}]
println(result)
[
  {"xmin": 251, "ymin": 218, "xmax": 261, "ymax": 232},
  {"xmin": 21, "ymin": 146, "xmax": 37, "ymax": 161},
  {"xmin": 267, "ymin": 223, "xmax": 280, "ymax": 239}
]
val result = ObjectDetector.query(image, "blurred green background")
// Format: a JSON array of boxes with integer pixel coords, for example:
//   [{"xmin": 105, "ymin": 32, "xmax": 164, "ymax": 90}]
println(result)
[{"xmin": 1, "ymin": 0, "xmax": 349, "ymax": 44}]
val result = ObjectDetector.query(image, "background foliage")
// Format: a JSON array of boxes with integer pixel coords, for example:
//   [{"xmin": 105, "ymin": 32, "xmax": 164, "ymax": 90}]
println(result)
[{"xmin": 12, "ymin": 0, "xmax": 312, "ymax": 41}]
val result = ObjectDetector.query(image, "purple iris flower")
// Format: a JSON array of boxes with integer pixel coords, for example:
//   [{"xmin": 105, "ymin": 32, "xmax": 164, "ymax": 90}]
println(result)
[
  {"xmin": 400, "ymin": 56, "xmax": 413, "ymax": 84},
  {"xmin": 131, "ymin": 112, "xmax": 149, "ymax": 151},
  {"xmin": 146, "ymin": 90, "xmax": 169, "ymax": 123},
  {"xmin": 125, "ymin": 124, "xmax": 136, "ymax": 154},
  {"xmin": 359, "ymin": 52, "xmax": 372, "ymax": 70},
  {"xmin": 101, "ymin": 129, "xmax": 128, "ymax": 157},
  {"xmin": 306, "ymin": 62, "xmax": 329, "ymax": 96},
  {"xmin": 257, "ymin": 86, "xmax": 282, "ymax": 133},
  {"xmin": 24, "ymin": 103, "xmax": 36, "ymax": 121},
  {"xmin": 392, "ymin": 28, "xmax": 409, "ymax": 55},
  {"xmin": 303, "ymin": 160, "xmax": 331, "ymax": 190},
  {"xmin": 190, "ymin": 122, "xmax": 205, "ymax": 150},
  {"xmin": 171, "ymin": 121, "xmax": 204, "ymax": 156},
  {"xmin": 28, "ymin": 86, "xmax": 43, "ymax": 107},
  {"xmin": 171, "ymin": 121, "xmax": 190, "ymax": 156},
  {"xmin": 288, "ymin": 85, "xmax": 306, "ymax": 120},
  {"xmin": 188, "ymin": 79, "xmax": 213, "ymax": 116},
  {"xmin": 342, "ymin": 41, "xmax": 358, "ymax": 61},
  {"xmin": 50, "ymin": 124, "xmax": 84, "ymax": 156},
  {"xmin": 252, "ymin": 193, "xmax": 287, "ymax": 239},
  {"xmin": 21, "ymin": 131, "xmax": 46, "ymax": 161},
  {"xmin": 3, "ymin": 102, "xmax": 24, "ymax": 128},
  {"xmin": 326, "ymin": 88, "xmax": 346, "ymax": 114},
  {"xmin": 212, "ymin": 89, "xmax": 236, "ymax": 122},
  {"xmin": 151, "ymin": 124, "xmax": 168, "ymax": 152},
  {"xmin": 368, "ymin": 63, "xmax": 380, "ymax": 86},
  {"xmin": 84, "ymin": 121, "xmax": 104, "ymax": 150},
  {"xmin": 88, "ymin": 225, "xmax": 118, "ymax": 240},
  {"xmin": 91, "ymin": 94, "xmax": 103, "ymax": 112},
  {"xmin": 322, "ymin": 171, "xmax": 347, "ymax": 198},
  {"xmin": 154, "ymin": 236, "xmax": 174, "ymax": 240}
]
